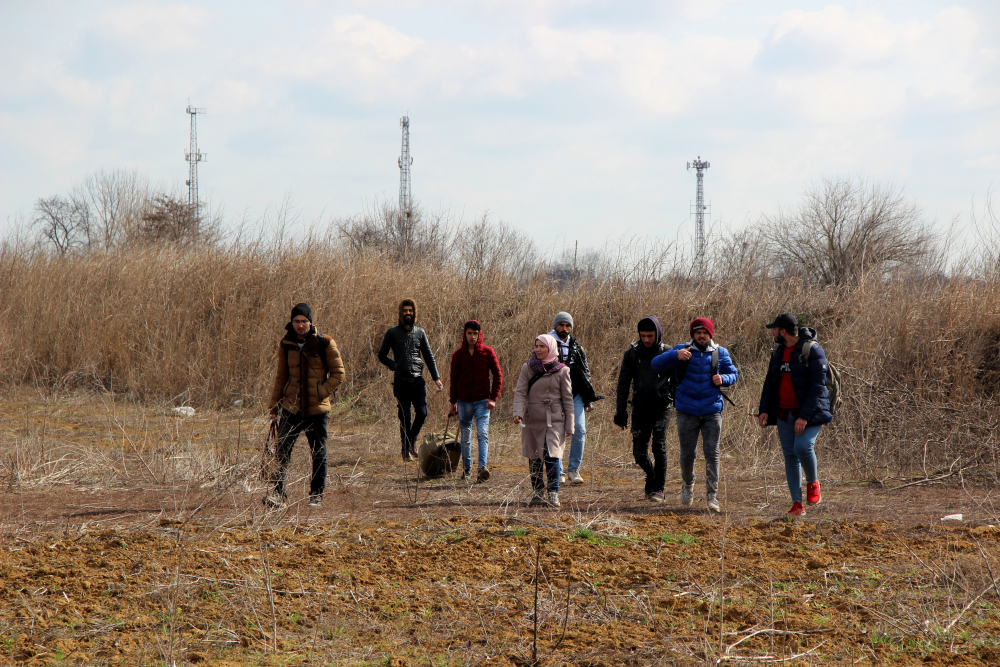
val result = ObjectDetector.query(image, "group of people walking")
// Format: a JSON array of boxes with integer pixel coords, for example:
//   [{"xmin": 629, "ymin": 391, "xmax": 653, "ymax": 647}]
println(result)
[{"xmin": 264, "ymin": 301, "xmax": 833, "ymax": 517}]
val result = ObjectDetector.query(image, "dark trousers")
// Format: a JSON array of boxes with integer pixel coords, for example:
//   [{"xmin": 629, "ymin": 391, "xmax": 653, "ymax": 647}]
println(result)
[
  {"xmin": 529, "ymin": 438, "xmax": 562, "ymax": 493},
  {"xmin": 272, "ymin": 409, "xmax": 329, "ymax": 497},
  {"xmin": 632, "ymin": 405, "xmax": 672, "ymax": 495},
  {"xmin": 393, "ymin": 378, "xmax": 428, "ymax": 455}
]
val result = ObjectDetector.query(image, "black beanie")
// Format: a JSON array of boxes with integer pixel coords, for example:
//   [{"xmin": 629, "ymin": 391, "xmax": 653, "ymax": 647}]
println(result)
[{"xmin": 291, "ymin": 303, "xmax": 312, "ymax": 322}]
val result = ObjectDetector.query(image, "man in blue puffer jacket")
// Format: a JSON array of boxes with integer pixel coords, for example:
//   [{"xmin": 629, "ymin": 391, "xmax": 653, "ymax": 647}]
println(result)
[{"xmin": 651, "ymin": 317, "xmax": 738, "ymax": 512}]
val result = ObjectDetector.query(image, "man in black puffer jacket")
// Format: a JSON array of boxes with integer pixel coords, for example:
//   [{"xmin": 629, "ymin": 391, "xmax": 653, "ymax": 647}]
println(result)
[
  {"xmin": 614, "ymin": 316, "xmax": 673, "ymax": 502},
  {"xmin": 378, "ymin": 299, "xmax": 443, "ymax": 461}
]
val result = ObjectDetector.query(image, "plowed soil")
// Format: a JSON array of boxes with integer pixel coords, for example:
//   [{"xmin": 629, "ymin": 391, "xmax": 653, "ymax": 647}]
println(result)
[{"xmin": 2, "ymin": 394, "xmax": 1000, "ymax": 665}]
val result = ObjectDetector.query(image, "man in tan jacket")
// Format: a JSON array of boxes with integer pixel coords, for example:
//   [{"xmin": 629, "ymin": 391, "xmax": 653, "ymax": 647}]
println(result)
[{"xmin": 266, "ymin": 303, "xmax": 346, "ymax": 508}]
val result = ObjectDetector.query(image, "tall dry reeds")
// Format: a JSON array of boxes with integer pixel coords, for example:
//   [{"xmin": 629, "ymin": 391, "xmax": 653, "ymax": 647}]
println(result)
[{"xmin": 1, "ymin": 238, "xmax": 1000, "ymax": 481}]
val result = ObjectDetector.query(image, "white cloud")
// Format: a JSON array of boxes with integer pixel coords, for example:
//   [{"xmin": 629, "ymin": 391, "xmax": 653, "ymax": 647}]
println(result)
[{"xmin": 99, "ymin": 2, "xmax": 210, "ymax": 53}]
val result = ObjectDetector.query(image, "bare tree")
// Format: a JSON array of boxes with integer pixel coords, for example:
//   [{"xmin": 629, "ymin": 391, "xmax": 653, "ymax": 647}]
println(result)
[
  {"xmin": 139, "ymin": 193, "xmax": 218, "ymax": 246},
  {"xmin": 454, "ymin": 213, "xmax": 540, "ymax": 280},
  {"xmin": 79, "ymin": 168, "xmax": 149, "ymax": 249},
  {"xmin": 32, "ymin": 194, "xmax": 91, "ymax": 255},
  {"xmin": 764, "ymin": 177, "xmax": 937, "ymax": 285},
  {"xmin": 336, "ymin": 200, "xmax": 453, "ymax": 267}
]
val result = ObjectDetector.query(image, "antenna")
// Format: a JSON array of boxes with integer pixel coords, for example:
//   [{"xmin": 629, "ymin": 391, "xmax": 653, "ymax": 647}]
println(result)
[
  {"xmin": 398, "ymin": 115, "xmax": 413, "ymax": 219},
  {"xmin": 686, "ymin": 156, "xmax": 710, "ymax": 272},
  {"xmin": 185, "ymin": 105, "xmax": 206, "ymax": 212}
]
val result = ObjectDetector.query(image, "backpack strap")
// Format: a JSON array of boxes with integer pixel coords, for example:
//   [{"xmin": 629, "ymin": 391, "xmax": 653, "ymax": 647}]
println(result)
[
  {"xmin": 799, "ymin": 340, "xmax": 815, "ymax": 365},
  {"xmin": 284, "ymin": 333, "xmax": 332, "ymax": 378},
  {"xmin": 712, "ymin": 346, "xmax": 738, "ymax": 408},
  {"xmin": 526, "ymin": 372, "xmax": 545, "ymax": 396}
]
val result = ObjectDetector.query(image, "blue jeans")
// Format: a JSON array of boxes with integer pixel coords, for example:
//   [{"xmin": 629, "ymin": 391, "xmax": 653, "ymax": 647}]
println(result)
[
  {"xmin": 566, "ymin": 394, "xmax": 587, "ymax": 472},
  {"xmin": 776, "ymin": 416, "xmax": 821, "ymax": 503},
  {"xmin": 457, "ymin": 399, "xmax": 490, "ymax": 470},
  {"xmin": 529, "ymin": 438, "xmax": 562, "ymax": 493}
]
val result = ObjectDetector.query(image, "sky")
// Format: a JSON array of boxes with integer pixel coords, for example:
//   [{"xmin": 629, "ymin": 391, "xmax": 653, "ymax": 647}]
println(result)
[{"xmin": 1, "ymin": 0, "xmax": 998, "ymax": 252}]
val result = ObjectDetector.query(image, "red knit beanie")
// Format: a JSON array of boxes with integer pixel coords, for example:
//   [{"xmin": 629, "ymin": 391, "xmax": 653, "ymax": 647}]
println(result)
[{"xmin": 690, "ymin": 317, "xmax": 714, "ymax": 338}]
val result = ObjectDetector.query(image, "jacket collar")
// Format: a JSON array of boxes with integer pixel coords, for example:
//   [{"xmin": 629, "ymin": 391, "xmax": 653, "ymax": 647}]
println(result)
[{"xmin": 688, "ymin": 339, "xmax": 718, "ymax": 352}]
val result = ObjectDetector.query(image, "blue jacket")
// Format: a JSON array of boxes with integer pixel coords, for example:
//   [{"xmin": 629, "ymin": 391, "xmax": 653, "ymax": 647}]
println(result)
[
  {"xmin": 651, "ymin": 341, "xmax": 738, "ymax": 416},
  {"xmin": 758, "ymin": 327, "xmax": 832, "ymax": 427}
]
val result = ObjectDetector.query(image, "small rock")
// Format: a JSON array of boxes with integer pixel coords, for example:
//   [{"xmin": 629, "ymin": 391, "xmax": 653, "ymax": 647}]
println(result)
[
  {"xmin": 232, "ymin": 399, "xmax": 243, "ymax": 407},
  {"xmin": 941, "ymin": 514, "xmax": 963, "ymax": 522},
  {"xmin": 172, "ymin": 407, "xmax": 196, "ymax": 417}
]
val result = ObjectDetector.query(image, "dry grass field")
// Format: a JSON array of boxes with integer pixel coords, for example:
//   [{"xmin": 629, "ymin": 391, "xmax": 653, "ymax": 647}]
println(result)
[{"xmin": 3, "ymin": 189, "xmax": 1000, "ymax": 664}]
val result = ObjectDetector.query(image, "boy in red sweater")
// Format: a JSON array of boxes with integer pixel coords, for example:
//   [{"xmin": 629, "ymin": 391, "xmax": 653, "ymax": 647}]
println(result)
[{"xmin": 448, "ymin": 320, "xmax": 502, "ymax": 481}]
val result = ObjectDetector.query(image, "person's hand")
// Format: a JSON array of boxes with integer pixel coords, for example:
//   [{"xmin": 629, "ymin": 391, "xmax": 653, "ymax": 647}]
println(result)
[
  {"xmin": 448, "ymin": 402, "xmax": 457, "ymax": 415},
  {"xmin": 268, "ymin": 413, "xmax": 278, "ymax": 425},
  {"xmin": 566, "ymin": 433, "xmax": 572, "ymax": 439},
  {"xmin": 584, "ymin": 403, "xmax": 594, "ymax": 413},
  {"xmin": 712, "ymin": 374, "xmax": 723, "ymax": 386},
  {"xmin": 618, "ymin": 423, "xmax": 627, "ymax": 430},
  {"xmin": 435, "ymin": 380, "xmax": 444, "ymax": 392},
  {"xmin": 794, "ymin": 418, "xmax": 808, "ymax": 435},
  {"xmin": 677, "ymin": 348, "xmax": 692, "ymax": 361},
  {"xmin": 758, "ymin": 413, "xmax": 768, "ymax": 428},
  {"xmin": 513, "ymin": 415, "xmax": 522, "ymax": 425},
  {"xmin": 485, "ymin": 400, "xmax": 496, "ymax": 411}
]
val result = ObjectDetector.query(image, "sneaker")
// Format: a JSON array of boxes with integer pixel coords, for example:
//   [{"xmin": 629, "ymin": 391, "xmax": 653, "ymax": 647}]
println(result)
[
  {"xmin": 680, "ymin": 483, "xmax": 694, "ymax": 506},
  {"xmin": 706, "ymin": 493, "xmax": 721, "ymax": 513},
  {"xmin": 547, "ymin": 492, "xmax": 561, "ymax": 508},
  {"xmin": 646, "ymin": 492, "xmax": 665, "ymax": 503},
  {"xmin": 307, "ymin": 495, "xmax": 322, "ymax": 508},
  {"xmin": 806, "ymin": 481, "xmax": 822, "ymax": 505},
  {"xmin": 402, "ymin": 450, "xmax": 413, "ymax": 462},
  {"xmin": 461, "ymin": 468, "xmax": 471, "ymax": 480},
  {"xmin": 477, "ymin": 467, "xmax": 491, "ymax": 483},
  {"xmin": 528, "ymin": 493, "xmax": 546, "ymax": 507},
  {"xmin": 560, "ymin": 474, "xmax": 567, "ymax": 484},
  {"xmin": 263, "ymin": 492, "xmax": 285, "ymax": 509},
  {"xmin": 566, "ymin": 470, "xmax": 584, "ymax": 485},
  {"xmin": 788, "ymin": 501, "xmax": 806, "ymax": 516}
]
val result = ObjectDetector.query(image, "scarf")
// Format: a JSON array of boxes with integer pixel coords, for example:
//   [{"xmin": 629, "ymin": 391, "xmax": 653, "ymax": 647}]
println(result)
[{"xmin": 527, "ymin": 334, "xmax": 565, "ymax": 375}]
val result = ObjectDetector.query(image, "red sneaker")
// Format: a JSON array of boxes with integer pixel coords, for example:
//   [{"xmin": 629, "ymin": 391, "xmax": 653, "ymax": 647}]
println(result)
[
  {"xmin": 806, "ymin": 481, "xmax": 821, "ymax": 505},
  {"xmin": 788, "ymin": 501, "xmax": 805, "ymax": 516}
]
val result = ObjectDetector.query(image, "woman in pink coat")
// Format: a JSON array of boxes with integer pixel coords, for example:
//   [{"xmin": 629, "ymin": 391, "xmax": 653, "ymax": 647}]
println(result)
[{"xmin": 512, "ymin": 334, "xmax": 575, "ymax": 507}]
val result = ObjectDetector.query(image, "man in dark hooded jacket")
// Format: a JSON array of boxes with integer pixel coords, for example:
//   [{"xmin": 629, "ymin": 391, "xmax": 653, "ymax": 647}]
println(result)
[
  {"xmin": 448, "ymin": 320, "xmax": 502, "ymax": 481},
  {"xmin": 614, "ymin": 316, "xmax": 673, "ymax": 502},
  {"xmin": 378, "ymin": 299, "xmax": 443, "ymax": 461}
]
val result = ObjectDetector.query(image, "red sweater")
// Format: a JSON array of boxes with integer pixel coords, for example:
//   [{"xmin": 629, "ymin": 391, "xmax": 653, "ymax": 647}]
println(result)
[{"xmin": 449, "ymin": 325, "xmax": 502, "ymax": 403}]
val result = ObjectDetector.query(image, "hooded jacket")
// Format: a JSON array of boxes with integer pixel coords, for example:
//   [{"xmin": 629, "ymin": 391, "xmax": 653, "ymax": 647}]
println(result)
[
  {"xmin": 449, "ymin": 322, "xmax": 502, "ymax": 404},
  {"xmin": 758, "ymin": 327, "xmax": 832, "ymax": 427},
  {"xmin": 269, "ymin": 324, "xmax": 346, "ymax": 416},
  {"xmin": 378, "ymin": 299, "xmax": 440, "ymax": 383},
  {"xmin": 615, "ymin": 316, "xmax": 673, "ymax": 422},
  {"xmin": 651, "ymin": 335, "xmax": 739, "ymax": 416}
]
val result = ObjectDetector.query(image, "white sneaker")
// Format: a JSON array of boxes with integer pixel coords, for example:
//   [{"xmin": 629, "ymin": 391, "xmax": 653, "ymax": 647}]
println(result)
[
  {"xmin": 567, "ymin": 470, "xmax": 584, "ymax": 485},
  {"xmin": 707, "ymin": 493, "xmax": 721, "ymax": 513},
  {"xmin": 680, "ymin": 484, "xmax": 694, "ymax": 506},
  {"xmin": 548, "ymin": 491, "xmax": 561, "ymax": 508}
]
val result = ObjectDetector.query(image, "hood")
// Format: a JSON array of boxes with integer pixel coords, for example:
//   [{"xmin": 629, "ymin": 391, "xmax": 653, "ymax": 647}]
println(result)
[
  {"xmin": 457, "ymin": 320, "xmax": 484, "ymax": 352},
  {"xmin": 637, "ymin": 315, "xmax": 662, "ymax": 348},
  {"xmin": 798, "ymin": 326, "xmax": 817, "ymax": 342},
  {"xmin": 398, "ymin": 298, "xmax": 418, "ymax": 326}
]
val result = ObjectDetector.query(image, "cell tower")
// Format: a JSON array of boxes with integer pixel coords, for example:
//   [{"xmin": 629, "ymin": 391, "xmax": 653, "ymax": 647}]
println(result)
[
  {"xmin": 185, "ymin": 105, "xmax": 206, "ymax": 211},
  {"xmin": 398, "ymin": 115, "xmax": 412, "ymax": 219},
  {"xmin": 686, "ymin": 156, "xmax": 710, "ymax": 272}
]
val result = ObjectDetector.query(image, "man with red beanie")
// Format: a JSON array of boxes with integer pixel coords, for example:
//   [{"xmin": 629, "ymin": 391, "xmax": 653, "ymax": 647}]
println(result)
[
  {"xmin": 448, "ymin": 320, "xmax": 502, "ymax": 481},
  {"xmin": 652, "ymin": 317, "xmax": 739, "ymax": 512}
]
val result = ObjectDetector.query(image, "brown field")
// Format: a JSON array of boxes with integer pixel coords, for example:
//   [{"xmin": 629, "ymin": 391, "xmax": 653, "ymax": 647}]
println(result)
[{"xmin": 3, "ymin": 392, "xmax": 1000, "ymax": 666}]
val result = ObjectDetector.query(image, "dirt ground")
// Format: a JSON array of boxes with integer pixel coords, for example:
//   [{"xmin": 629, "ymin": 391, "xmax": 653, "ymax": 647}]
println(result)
[{"xmin": 2, "ymin": 394, "xmax": 1000, "ymax": 665}]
